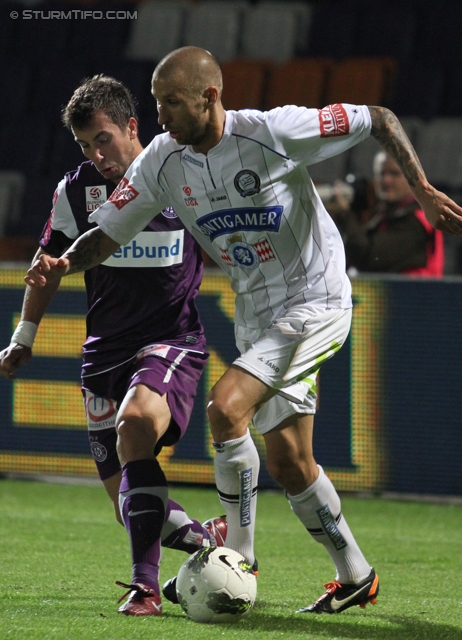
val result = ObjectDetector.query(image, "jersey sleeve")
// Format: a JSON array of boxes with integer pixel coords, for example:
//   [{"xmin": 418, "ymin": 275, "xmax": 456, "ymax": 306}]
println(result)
[
  {"xmin": 89, "ymin": 143, "xmax": 169, "ymax": 246},
  {"xmin": 39, "ymin": 177, "xmax": 80, "ymax": 256},
  {"xmin": 265, "ymin": 103, "xmax": 372, "ymax": 166}
]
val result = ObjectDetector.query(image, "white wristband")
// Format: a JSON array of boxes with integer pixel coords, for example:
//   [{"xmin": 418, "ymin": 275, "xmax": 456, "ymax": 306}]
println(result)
[{"xmin": 11, "ymin": 321, "xmax": 38, "ymax": 348}]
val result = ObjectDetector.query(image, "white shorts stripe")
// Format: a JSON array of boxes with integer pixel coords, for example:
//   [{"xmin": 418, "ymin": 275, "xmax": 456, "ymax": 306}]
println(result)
[{"xmin": 163, "ymin": 349, "xmax": 188, "ymax": 383}]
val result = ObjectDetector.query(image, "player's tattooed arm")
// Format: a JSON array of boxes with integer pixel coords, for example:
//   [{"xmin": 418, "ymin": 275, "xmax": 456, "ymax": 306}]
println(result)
[
  {"xmin": 368, "ymin": 105, "xmax": 462, "ymax": 235},
  {"xmin": 25, "ymin": 227, "xmax": 121, "ymax": 287},
  {"xmin": 62, "ymin": 227, "xmax": 120, "ymax": 275},
  {"xmin": 368, "ymin": 106, "xmax": 424, "ymax": 188}
]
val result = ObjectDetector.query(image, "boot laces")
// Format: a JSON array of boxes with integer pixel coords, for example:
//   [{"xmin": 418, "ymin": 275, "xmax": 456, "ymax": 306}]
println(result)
[
  {"xmin": 116, "ymin": 581, "xmax": 154, "ymax": 604},
  {"xmin": 314, "ymin": 580, "xmax": 342, "ymax": 603}
]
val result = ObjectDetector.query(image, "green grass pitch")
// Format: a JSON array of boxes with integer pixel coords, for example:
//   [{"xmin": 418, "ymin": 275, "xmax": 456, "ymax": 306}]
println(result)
[{"xmin": 1, "ymin": 478, "xmax": 461, "ymax": 640}]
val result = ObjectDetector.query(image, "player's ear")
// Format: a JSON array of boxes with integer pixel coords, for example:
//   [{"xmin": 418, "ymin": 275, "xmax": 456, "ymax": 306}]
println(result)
[
  {"xmin": 204, "ymin": 86, "xmax": 219, "ymax": 108},
  {"xmin": 127, "ymin": 117, "xmax": 138, "ymax": 140}
]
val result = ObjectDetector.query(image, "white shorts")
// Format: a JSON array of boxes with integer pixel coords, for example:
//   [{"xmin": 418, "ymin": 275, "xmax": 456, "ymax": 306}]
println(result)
[{"xmin": 234, "ymin": 306, "xmax": 352, "ymax": 434}]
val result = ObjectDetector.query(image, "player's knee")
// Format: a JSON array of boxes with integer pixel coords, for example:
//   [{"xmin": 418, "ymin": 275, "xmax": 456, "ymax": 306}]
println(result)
[
  {"xmin": 207, "ymin": 395, "xmax": 240, "ymax": 431},
  {"xmin": 207, "ymin": 386, "xmax": 256, "ymax": 442},
  {"xmin": 116, "ymin": 415, "xmax": 157, "ymax": 460},
  {"xmin": 117, "ymin": 410, "xmax": 152, "ymax": 434},
  {"xmin": 116, "ymin": 416, "xmax": 139, "ymax": 441}
]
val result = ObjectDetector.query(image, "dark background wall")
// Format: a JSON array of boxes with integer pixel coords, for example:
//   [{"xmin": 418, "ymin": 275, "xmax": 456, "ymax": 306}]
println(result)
[{"xmin": 1, "ymin": 270, "xmax": 461, "ymax": 497}]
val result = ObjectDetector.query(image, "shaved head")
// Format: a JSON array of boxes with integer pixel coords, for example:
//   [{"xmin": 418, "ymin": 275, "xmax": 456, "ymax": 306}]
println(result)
[
  {"xmin": 153, "ymin": 47, "xmax": 223, "ymax": 99},
  {"xmin": 152, "ymin": 47, "xmax": 226, "ymax": 154}
]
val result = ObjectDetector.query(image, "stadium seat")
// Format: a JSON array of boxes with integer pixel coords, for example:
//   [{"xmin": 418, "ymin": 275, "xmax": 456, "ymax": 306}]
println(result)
[
  {"xmin": 125, "ymin": 1, "xmax": 188, "ymax": 62},
  {"xmin": 414, "ymin": 118, "xmax": 462, "ymax": 192},
  {"xmin": 240, "ymin": 3, "xmax": 298, "ymax": 63},
  {"xmin": 182, "ymin": 1, "xmax": 248, "ymax": 64},
  {"xmin": 324, "ymin": 57, "xmax": 397, "ymax": 107},
  {"xmin": 306, "ymin": 0, "xmax": 361, "ymax": 60},
  {"xmin": 0, "ymin": 236, "xmax": 38, "ymax": 262},
  {"xmin": 221, "ymin": 59, "xmax": 271, "ymax": 110},
  {"xmin": 265, "ymin": 58, "xmax": 334, "ymax": 110},
  {"xmin": 257, "ymin": 1, "xmax": 313, "ymax": 56}
]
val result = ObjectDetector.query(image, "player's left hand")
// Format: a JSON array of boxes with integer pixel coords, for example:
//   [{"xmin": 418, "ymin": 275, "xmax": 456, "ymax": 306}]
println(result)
[
  {"xmin": 416, "ymin": 185, "xmax": 462, "ymax": 236},
  {"xmin": 0, "ymin": 343, "xmax": 32, "ymax": 379},
  {"xmin": 24, "ymin": 254, "xmax": 70, "ymax": 287}
]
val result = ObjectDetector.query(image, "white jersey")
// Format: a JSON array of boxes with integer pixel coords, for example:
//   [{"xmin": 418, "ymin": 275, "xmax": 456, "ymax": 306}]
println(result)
[{"xmin": 91, "ymin": 104, "xmax": 371, "ymax": 329}]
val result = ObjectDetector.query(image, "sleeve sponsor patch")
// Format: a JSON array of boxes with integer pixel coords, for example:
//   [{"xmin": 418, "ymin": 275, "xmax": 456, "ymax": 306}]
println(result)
[
  {"xmin": 108, "ymin": 177, "xmax": 140, "ymax": 210},
  {"xmin": 318, "ymin": 104, "xmax": 350, "ymax": 137}
]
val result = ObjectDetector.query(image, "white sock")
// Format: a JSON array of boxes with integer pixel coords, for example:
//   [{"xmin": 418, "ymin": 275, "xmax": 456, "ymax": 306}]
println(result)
[
  {"xmin": 287, "ymin": 465, "xmax": 371, "ymax": 583},
  {"xmin": 213, "ymin": 429, "xmax": 259, "ymax": 565}
]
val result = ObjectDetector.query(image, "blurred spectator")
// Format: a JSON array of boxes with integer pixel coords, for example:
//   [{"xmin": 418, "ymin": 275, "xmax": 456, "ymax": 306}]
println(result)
[{"xmin": 327, "ymin": 152, "xmax": 444, "ymax": 276}]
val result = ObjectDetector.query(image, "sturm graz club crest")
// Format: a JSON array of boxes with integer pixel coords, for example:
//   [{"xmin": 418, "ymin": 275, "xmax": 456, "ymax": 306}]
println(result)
[{"xmin": 234, "ymin": 170, "xmax": 261, "ymax": 197}]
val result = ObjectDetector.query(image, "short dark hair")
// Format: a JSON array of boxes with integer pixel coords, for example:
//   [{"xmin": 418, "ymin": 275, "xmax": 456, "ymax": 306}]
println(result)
[{"xmin": 62, "ymin": 74, "xmax": 138, "ymax": 131}]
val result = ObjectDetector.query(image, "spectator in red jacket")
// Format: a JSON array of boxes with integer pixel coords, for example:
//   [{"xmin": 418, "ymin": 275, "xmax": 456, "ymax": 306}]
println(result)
[{"xmin": 330, "ymin": 152, "xmax": 444, "ymax": 276}]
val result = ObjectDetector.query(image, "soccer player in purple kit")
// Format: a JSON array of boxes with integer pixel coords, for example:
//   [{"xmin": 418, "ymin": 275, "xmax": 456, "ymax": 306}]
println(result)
[{"xmin": 0, "ymin": 75, "xmax": 227, "ymax": 616}]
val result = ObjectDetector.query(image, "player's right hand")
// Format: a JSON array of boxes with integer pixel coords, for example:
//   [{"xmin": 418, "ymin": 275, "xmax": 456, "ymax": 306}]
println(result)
[
  {"xmin": 24, "ymin": 254, "xmax": 70, "ymax": 287},
  {"xmin": 0, "ymin": 343, "xmax": 32, "ymax": 379}
]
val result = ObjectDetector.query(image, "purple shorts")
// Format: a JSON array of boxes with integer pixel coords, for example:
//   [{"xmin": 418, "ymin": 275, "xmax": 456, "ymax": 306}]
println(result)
[{"xmin": 82, "ymin": 344, "xmax": 208, "ymax": 480}]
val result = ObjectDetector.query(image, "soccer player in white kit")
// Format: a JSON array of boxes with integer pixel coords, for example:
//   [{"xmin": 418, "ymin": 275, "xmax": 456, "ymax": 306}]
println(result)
[{"xmin": 26, "ymin": 47, "xmax": 462, "ymax": 614}]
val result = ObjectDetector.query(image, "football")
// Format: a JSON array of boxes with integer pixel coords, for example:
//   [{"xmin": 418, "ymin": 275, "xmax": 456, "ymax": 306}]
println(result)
[{"xmin": 176, "ymin": 546, "xmax": 257, "ymax": 623}]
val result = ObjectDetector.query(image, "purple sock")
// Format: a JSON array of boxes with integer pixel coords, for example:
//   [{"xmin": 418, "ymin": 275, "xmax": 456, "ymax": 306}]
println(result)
[
  {"xmin": 119, "ymin": 459, "xmax": 168, "ymax": 592},
  {"xmin": 162, "ymin": 499, "xmax": 213, "ymax": 553}
]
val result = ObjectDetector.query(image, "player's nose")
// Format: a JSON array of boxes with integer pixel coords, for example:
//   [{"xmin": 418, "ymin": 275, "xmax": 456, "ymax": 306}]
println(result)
[
  {"xmin": 157, "ymin": 105, "xmax": 170, "ymax": 126},
  {"xmin": 92, "ymin": 148, "xmax": 104, "ymax": 163}
]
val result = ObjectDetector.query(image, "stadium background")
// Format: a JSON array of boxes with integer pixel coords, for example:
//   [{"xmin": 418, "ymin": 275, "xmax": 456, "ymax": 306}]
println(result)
[
  {"xmin": 3, "ymin": 0, "xmax": 462, "ymax": 257},
  {"xmin": 0, "ymin": 0, "xmax": 461, "ymax": 498},
  {"xmin": 1, "ymin": 269, "xmax": 461, "ymax": 497}
]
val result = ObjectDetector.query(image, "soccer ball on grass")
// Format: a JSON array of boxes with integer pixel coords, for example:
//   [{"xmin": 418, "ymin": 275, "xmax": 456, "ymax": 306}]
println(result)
[{"xmin": 176, "ymin": 546, "xmax": 257, "ymax": 623}]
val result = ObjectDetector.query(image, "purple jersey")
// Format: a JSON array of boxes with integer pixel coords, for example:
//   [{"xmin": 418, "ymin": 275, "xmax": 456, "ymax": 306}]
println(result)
[{"xmin": 39, "ymin": 161, "xmax": 205, "ymax": 375}]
